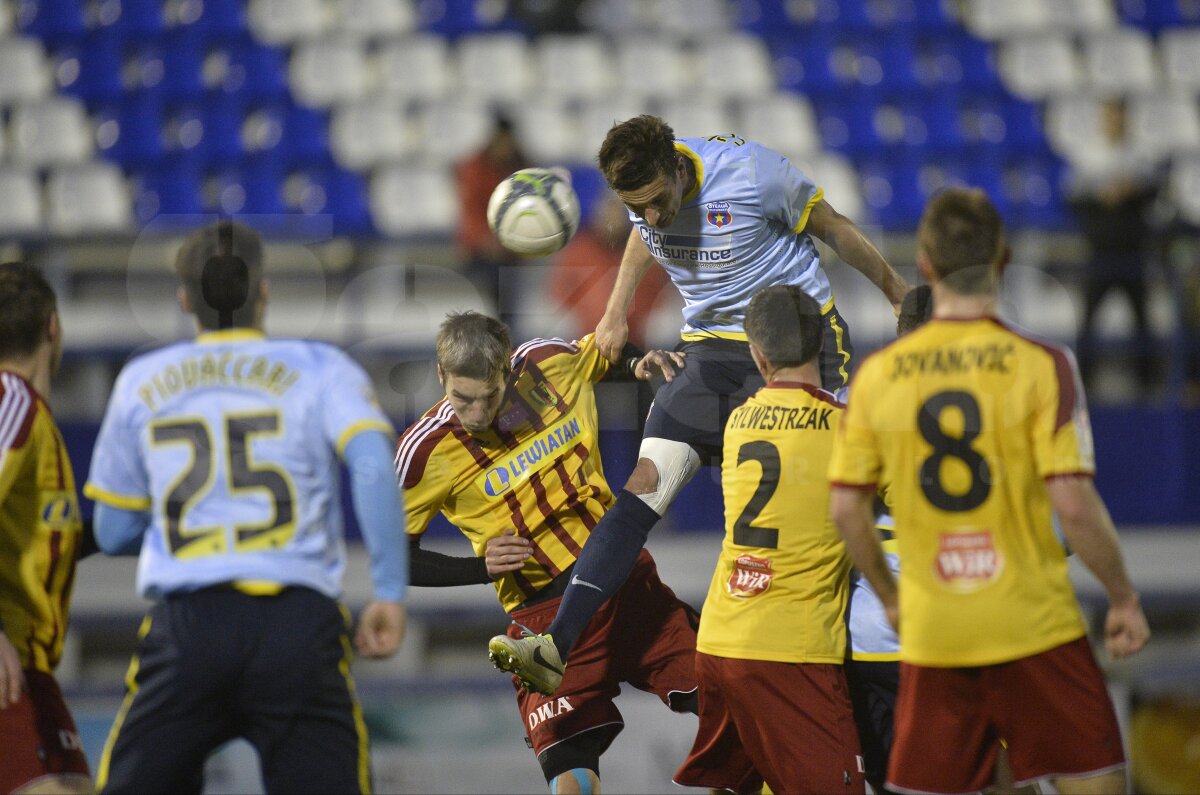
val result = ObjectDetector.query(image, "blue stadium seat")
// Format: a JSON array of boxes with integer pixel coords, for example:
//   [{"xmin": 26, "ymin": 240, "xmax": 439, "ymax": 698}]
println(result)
[
  {"xmin": 419, "ymin": 0, "xmax": 526, "ymax": 37},
  {"xmin": 95, "ymin": 96, "xmax": 164, "ymax": 168},
  {"xmin": 1117, "ymin": 0, "xmax": 1200, "ymax": 31},
  {"xmin": 181, "ymin": 0, "xmax": 247, "ymax": 37},
  {"xmin": 879, "ymin": 36, "xmax": 921, "ymax": 92},
  {"xmin": 566, "ymin": 165, "xmax": 608, "ymax": 226},
  {"xmin": 132, "ymin": 166, "xmax": 204, "ymax": 222},
  {"xmin": 1000, "ymin": 95, "xmax": 1050, "ymax": 156},
  {"xmin": 320, "ymin": 168, "xmax": 374, "ymax": 235},
  {"xmin": 914, "ymin": 94, "xmax": 965, "ymax": 152},
  {"xmin": 769, "ymin": 31, "xmax": 837, "ymax": 96},
  {"xmin": 857, "ymin": 158, "xmax": 924, "ymax": 231},
  {"xmin": 732, "ymin": 0, "xmax": 798, "ymax": 37},
  {"xmin": 17, "ymin": 0, "xmax": 86, "ymax": 44},
  {"xmin": 815, "ymin": 99, "xmax": 881, "ymax": 156},
  {"xmin": 215, "ymin": 40, "xmax": 288, "ymax": 101},
  {"xmin": 924, "ymin": 34, "xmax": 1000, "ymax": 91},
  {"xmin": 281, "ymin": 104, "xmax": 331, "ymax": 168},
  {"xmin": 54, "ymin": 32, "xmax": 123, "ymax": 102},
  {"xmin": 912, "ymin": 0, "xmax": 963, "ymax": 32},
  {"xmin": 1004, "ymin": 155, "xmax": 1070, "ymax": 230},
  {"xmin": 159, "ymin": 29, "xmax": 207, "ymax": 100},
  {"xmin": 92, "ymin": 0, "xmax": 167, "ymax": 38}
]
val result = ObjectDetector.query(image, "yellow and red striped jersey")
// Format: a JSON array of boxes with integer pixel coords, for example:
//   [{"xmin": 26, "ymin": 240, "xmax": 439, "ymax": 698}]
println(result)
[
  {"xmin": 698, "ymin": 381, "xmax": 851, "ymax": 664},
  {"xmin": 829, "ymin": 317, "xmax": 1091, "ymax": 667},
  {"xmin": 0, "ymin": 371, "xmax": 83, "ymax": 674},
  {"xmin": 397, "ymin": 335, "xmax": 612, "ymax": 612}
]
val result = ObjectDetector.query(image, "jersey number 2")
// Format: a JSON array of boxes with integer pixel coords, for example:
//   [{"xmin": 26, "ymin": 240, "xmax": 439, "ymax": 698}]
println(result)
[
  {"xmin": 917, "ymin": 391, "xmax": 991, "ymax": 512},
  {"xmin": 732, "ymin": 441, "xmax": 780, "ymax": 548},
  {"xmin": 151, "ymin": 411, "xmax": 296, "ymax": 559}
]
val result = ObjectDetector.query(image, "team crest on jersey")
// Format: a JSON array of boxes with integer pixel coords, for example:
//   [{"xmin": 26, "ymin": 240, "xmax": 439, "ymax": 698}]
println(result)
[
  {"xmin": 727, "ymin": 554, "xmax": 773, "ymax": 597},
  {"xmin": 934, "ymin": 530, "xmax": 1004, "ymax": 591},
  {"xmin": 706, "ymin": 201, "xmax": 733, "ymax": 228},
  {"xmin": 529, "ymin": 382, "xmax": 557, "ymax": 408}
]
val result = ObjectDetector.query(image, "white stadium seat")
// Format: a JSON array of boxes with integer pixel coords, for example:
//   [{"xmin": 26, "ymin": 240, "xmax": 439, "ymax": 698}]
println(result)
[
  {"xmin": 1044, "ymin": 95, "xmax": 1107, "ymax": 160},
  {"xmin": 290, "ymin": 38, "xmax": 370, "ymax": 107},
  {"xmin": 535, "ymin": 33, "xmax": 615, "ymax": 102},
  {"xmin": 737, "ymin": 94, "xmax": 822, "ymax": 163},
  {"xmin": 0, "ymin": 168, "xmax": 43, "ymax": 236},
  {"xmin": 248, "ymin": 0, "xmax": 330, "ymax": 44},
  {"xmin": 455, "ymin": 33, "xmax": 534, "ymax": 104},
  {"xmin": 999, "ymin": 35, "xmax": 1082, "ymax": 101},
  {"xmin": 0, "ymin": 37, "xmax": 51, "ymax": 103},
  {"xmin": 334, "ymin": 0, "xmax": 417, "ymax": 38},
  {"xmin": 577, "ymin": 96, "xmax": 658, "ymax": 160},
  {"xmin": 692, "ymin": 32, "xmax": 775, "ymax": 101},
  {"xmin": 790, "ymin": 152, "xmax": 864, "ymax": 223},
  {"xmin": 656, "ymin": 0, "xmax": 731, "ymax": 36},
  {"xmin": 615, "ymin": 37, "xmax": 692, "ymax": 103},
  {"xmin": 512, "ymin": 98, "xmax": 588, "ymax": 164},
  {"xmin": 961, "ymin": 0, "xmax": 1051, "ymax": 40},
  {"xmin": 46, "ymin": 163, "xmax": 132, "ymax": 235},
  {"xmin": 370, "ymin": 165, "xmax": 458, "ymax": 238},
  {"xmin": 1046, "ymin": 0, "xmax": 1116, "ymax": 32},
  {"xmin": 375, "ymin": 36, "xmax": 455, "ymax": 103},
  {"xmin": 412, "ymin": 98, "xmax": 494, "ymax": 166},
  {"xmin": 1082, "ymin": 29, "xmax": 1159, "ymax": 95},
  {"xmin": 330, "ymin": 99, "xmax": 417, "ymax": 170},
  {"xmin": 1160, "ymin": 29, "xmax": 1200, "ymax": 93},
  {"xmin": 658, "ymin": 98, "xmax": 736, "ymax": 139},
  {"xmin": 1126, "ymin": 92, "xmax": 1200, "ymax": 161},
  {"xmin": 8, "ymin": 98, "xmax": 93, "ymax": 166}
]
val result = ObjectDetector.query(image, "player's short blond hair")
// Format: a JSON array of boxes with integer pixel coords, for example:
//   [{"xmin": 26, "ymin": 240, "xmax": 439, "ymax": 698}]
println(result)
[
  {"xmin": 917, "ymin": 187, "xmax": 1005, "ymax": 295},
  {"xmin": 437, "ymin": 311, "xmax": 511, "ymax": 381}
]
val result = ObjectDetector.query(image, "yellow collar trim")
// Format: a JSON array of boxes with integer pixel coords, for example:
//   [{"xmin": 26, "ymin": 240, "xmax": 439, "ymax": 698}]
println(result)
[
  {"xmin": 196, "ymin": 329, "xmax": 265, "ymax": 345},
  {"xmin": 674, "ymin": 142, "xmax": 704, "ymax": 205}
]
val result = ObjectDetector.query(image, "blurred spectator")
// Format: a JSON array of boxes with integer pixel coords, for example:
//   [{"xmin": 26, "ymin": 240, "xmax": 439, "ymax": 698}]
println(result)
[
  {"xmin": 548, "ymin": 190, "xmax": 673, "ymax": 349},
  {"xmin": 1066, "ymin": 98, "xmax": 1163, "ymax": 398},
  {"xmin": 454, "ymin": 113, "xmax": 528, "ymax": 316}
]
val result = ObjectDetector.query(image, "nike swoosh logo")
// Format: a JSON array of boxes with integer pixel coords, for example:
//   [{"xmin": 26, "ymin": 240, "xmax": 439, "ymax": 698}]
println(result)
[
  {"xmin": 570, "ymin": 575, "xmax": 603, "ymax": 592},
  {"xmin": 532, "ymin": 646, "xmax": 563, "ymax": 674}
]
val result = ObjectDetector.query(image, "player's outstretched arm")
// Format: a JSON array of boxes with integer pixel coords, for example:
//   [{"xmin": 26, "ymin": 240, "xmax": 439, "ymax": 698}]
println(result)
[
  {"xmin": 345, "ymin": 431, "xmax": 409, "ymax": 657},
  {"xmin": 807, "ymin": 199, "xmax": 909, "ymax": 313},
  {"xmin": 596, "ymin": 228, "xmax": 658, "ymax": 361},
  {"xmin": 831, "ymin": 486, "xmax": 899, "ymax": 630},
  {"xmin": 1046, "ymin": 476, "xmax": 1150, "ymax": 659}
]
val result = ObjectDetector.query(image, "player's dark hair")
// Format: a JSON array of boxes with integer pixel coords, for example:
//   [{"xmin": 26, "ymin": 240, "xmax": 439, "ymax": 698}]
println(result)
[
  {"xmin": 744, "ymin": 286, "xmax": 823, "ymax": 371},
  {"xmin": 175, "ymin": 220, "xmax": 264, "ymax": 331},
  {"xmin": 437, "ymin": 311, "xmax": 511, "ymax": 381},
  {"xmin": 597, "ymin": 115, "xmax": 678, "ymax": 192},
  {"xmin": 0, "ymin": 262, "xmax": 57, "ymax": 360},
  {"xmin": 897, "ymin": 284, "xmax": 934, "ymax": 336},
  {"xmin": 917, "ymin": 187, "xmax": 1005, "ymax": 295}
]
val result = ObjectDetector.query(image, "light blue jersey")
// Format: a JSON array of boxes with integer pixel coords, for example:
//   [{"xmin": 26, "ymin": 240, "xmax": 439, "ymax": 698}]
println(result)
[
  {"xmin": 632, "ymin": 135, "xmax": 831, "ymax": 340},
  {"xmin": 848, "ymin": 513, "xmax": 901, "ymax": 660},
  {"xmin": 85, "ymin": 329, "xmax": 395, "ymax": 600}
]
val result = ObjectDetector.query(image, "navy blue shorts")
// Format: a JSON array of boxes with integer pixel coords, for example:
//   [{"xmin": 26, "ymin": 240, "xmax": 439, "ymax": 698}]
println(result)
[
  {"xmin": 644, "ymin": 304, "xmax": 854, "ymax": 463},
  {"xmin": 845, "ymin": 659, "xmax": 899, "ymax": 788},
  {"xmin": 98, "ymin": 586, "xmax": 369, "ymax": 794}
]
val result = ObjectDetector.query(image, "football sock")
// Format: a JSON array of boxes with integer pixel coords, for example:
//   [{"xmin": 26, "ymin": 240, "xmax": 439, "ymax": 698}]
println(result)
[{"xmin": 546, "ymin": 490, "xmax": 661, "ymax": 660}]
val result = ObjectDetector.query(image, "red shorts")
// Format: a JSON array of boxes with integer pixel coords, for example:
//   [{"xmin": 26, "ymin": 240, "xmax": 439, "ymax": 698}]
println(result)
[
  {"xmin": 0, "ymin": 669, "xmax": 91, "ymax": 792},
  {"xmin": 890, "ymin": 636, "xmax": 1125, "ymax": 794},
  {"xmin": 677, "ymin": 653, "xmax": 865, "ymax": 795},
  {"xmin": 508, "ymin": 550, "xmax": 746, "ymax": 788}
]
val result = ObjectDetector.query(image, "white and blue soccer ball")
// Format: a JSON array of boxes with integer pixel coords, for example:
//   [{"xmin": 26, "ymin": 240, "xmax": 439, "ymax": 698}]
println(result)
[{"xmin": 487, "ymin": 167, "xmax": 581, "ymax": 256}]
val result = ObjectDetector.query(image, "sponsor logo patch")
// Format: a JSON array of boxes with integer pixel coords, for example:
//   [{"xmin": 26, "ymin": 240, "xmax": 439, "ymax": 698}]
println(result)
[
  {"xmin": 527, "ymin": 696, "xmax": 574, "ymax": 731},
  {"xmin": 934, "ymin": 530, "xmax": 1003, "ymax": 590},
  {"xmin": 726, "ymin": 554, "xmax": 773, "ymax": 598}
]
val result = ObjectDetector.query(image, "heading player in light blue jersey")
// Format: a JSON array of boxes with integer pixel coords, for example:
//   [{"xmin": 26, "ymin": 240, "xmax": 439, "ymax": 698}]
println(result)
[
  {"xmin": 491, "ymin": 115, "xmax": 908, "ymax": 695},
  {"xmin": 85, "ymin": 221, "xmax": 408, "ymax": 794}
]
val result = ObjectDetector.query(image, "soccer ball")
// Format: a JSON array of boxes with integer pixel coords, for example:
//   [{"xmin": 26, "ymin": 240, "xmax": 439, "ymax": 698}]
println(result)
[{"xmin": 487, "ymin": 168, "xmax": 581, "ymax": 256}]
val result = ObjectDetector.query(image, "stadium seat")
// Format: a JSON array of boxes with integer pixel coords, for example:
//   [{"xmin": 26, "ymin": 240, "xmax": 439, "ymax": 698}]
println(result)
[
  {"xmin": 0, "ymin": 168, "xmax": 44, "ymax": 235},
  {"xmin": 91, "ymin": 0, "xmax": 167, "ymax": 39},
  {"xmin": 998, "ymin": 34, "xmax": 1083, "ymax": 101},
  {"xmin": 53, "ymin": 32, "xmax": 123, "ymax": 103},
  {"xmin": 856, "ymin": 157, "xmax": 924, "ymax": 230},
  {"xmin": 370, "ymin": 165, "xmax": 458, "ymax": 238},
  {"xmin": 658, "ymin": 99, "xmax": 736, "ymax": 139},
  {"xmin": 918, "ymin": 93, "xmax": 967, "ymax": 152},
  {"xmin": 1000, "ymin": 95, "xmax": 1049, "ymax": 155},
  {"xmin": 247, "ymin": 0, "xmax": 329, "ymax": 44},
  {"xmin": 511, "ymin": 98, "xmax": 587, "ymax": 164},
  {"xmin": 534, "ymin": 33, "xmax": 615, "ymax": 102},
  {"xmin": 131, "ymin": 166, "xmax": 204, "ymax": 222},
  {"xmin": 736, "ymin": 93, "xmax": 821, "ymax": 163},
  {"xmin": 961, "ymin": 0, "xmax": 1051, "ymax": 40},
  {"xmin": 1117, "ymin": 0, "xmax": 1200, "ymax": 32},
  {"xmin": 770, "ymin": 32, "xmax": 837, "ymax": 95},
  {"xmin": 290, "ymin": 38, "xmax": 370, "ymax": 107},
  {"xmin": 656, "ymin": 0, "xmax": 732, "ymax": 36},
  {"xmin": 16, "ymin": 0, "xmax": 86, "ymax": 44},
  {"xmin": 176, "ymin": 0, "xmax": 247, "ymax": 37},
  {"xmin": 731, "ymin": 0, "xmax": 798, "ymax": 37},
  {"xmin": 315, "ymin": 167, "xmax": 374, "ymax": 234},
  {"xmin": 455, "ymin": 33, "xmax": 534, "ymax": 104},
  {"xmin": 412, "ymin": 98, "xmax": 493, "ymax": 165},
  {"xmin": 375, "ymin": 35, "xmax": 455, "ymax": 103},
  {"xmin": 158, "ymin": 29, "xmax": 208, "ymax": 100},
  {"xmin": 1168, "ymin": 154, "xmax": 1200, "ymax": 226},
  {"xmin": 814, "ymin": 99, "xmax": 880, "ymax": 155},
  {"xmin": 419, "ymin": 0, "xmax": 523, "ymax": 38},
  {"xmin": 0, "ymin": 37, "xmax": 52, "ymax": 103},
  {"xmin": 1159, "ymin": 29, "xmax": 1200, "ymax": 94},
  {"xmin": 209, "ymin": 39, "xmax": 289, "ymax": 101},
  {"xmin": 330, "ymin": 99, "xmax": 416, "ymax": 170},
  {"xmin": 791, "ymin": 151, "xmax": 863, "ymax": 220},
  {"xmin": 878, "ymin": 35, "xmax": 922, "ymax": 92},
  {"xmin": 1003, "ymin": 155, "xmax": 1070, "ymax": 229},
  {"xmin": 912, "ymin": 0, "xmax": 962, "ymax": 32},
  {"xmin": 692, "ymin": 32, "xmax": 775, "ymax": 101},
  {"xmin": 9, "ymin": 97, "xmax": 93, "ymax": 166},
  {"xmin": 1126, "ymin": 92, "xmax": 1200, "ymax": 161},
  {"xmin": 207, "ymin": 164, "xmax": 286, "ymax": 215},
  {"xmin": 46, "ymin": 162, "xmax": 133, "ymax": 235},
  {"xmin": 1082, "ymin": 29, "xmax": 1160, "ymax": 95},
  {"xmin": 1046, "ymin": 0, "xmax": 1116, "ymax": 32},
  {"xmin": 94, "ymin": 95, "xmax": 164, "ymax": 168},
  {"xmin": 333, "ymin": 0, "xmax": 418, "ymax": 38},
  {"xmin": 577, "ymin": 95, "xmax": 656, "ymax": 157},
  {"xmin": 280, "ymin": 103, "xmax": 331, "ymax": 166},
  {"xmin": 615, "ymin": 36, "xmax": 692, "ymax": 103}
]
